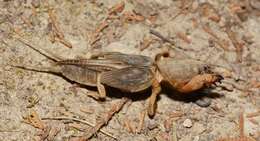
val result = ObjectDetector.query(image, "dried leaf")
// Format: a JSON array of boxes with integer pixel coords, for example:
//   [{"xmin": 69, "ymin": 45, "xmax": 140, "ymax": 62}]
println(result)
[
  {"xmin": 23, "ymin": 110, "xmax": 45, "ymax": 129},
  {"xmin": 109, "ymin": 2, "xmax": 125, "ymax": 15}
]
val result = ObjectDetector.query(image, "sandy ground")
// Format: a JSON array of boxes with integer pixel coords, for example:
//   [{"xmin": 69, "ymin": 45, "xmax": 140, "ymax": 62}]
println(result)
[{"xmin": 1, "ymin": 0, "xmax": 260, "ymax": 141}]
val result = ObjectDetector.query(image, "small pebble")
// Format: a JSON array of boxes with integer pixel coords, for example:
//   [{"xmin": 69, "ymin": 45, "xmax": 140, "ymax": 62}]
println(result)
[
  {"xmin": 183, "ymin": 119, "xmax": 193, "ymax": 128},
  {"xmin": 147, "ymin": 120, "xmax": 158, "ymax": 130},
  {"xmin": 193, "ymin": 136, "xmax": 200, "ymax": 141},
  {"xmin": 250, "ymin": 0, "xmax": 260, "ymax": 10},
  {"xmin": 195, "ymin": 97, "xmax": 212, "ymax": 107}
]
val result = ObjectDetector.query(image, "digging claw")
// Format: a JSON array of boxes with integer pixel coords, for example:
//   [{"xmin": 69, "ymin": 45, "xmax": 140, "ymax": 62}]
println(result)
[{"xmin": 214, "ymin": 74, "xmax": 224, "ymax": 83}]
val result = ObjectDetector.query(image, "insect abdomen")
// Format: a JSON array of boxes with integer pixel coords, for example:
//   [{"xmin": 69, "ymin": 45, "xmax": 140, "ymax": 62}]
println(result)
[{"xmin": 61, "ymin": 65, "xmax": 98, "ymax": 86}]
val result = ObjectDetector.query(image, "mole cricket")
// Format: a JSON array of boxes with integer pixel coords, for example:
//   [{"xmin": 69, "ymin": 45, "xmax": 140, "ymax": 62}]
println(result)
[{"xmin": 11, "ymin": 36, "xmax": 222, "ymax": 117}]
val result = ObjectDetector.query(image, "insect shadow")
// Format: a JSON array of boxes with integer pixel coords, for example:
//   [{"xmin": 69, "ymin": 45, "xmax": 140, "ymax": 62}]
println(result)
[{"xmin": 104, "ymin": 86, "xmax": 152, "ymax": 101}]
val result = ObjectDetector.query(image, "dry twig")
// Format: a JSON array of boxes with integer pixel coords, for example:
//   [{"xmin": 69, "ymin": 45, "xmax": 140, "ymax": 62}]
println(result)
[
  {"xmin": 38, "ymin": 126, "xmax": 51, "ymax": 141},
  {"xmin": 42, "ymin": 116, "xmax": 117, "ymax": 140},
  {"xmin": 246, "ymin": 110, "xmax": 260, "ymax": 118},
  {"xmin": 122, "ymin": 11, "xmax": 145, "ymax": 22},
  {"xmin": 248, "ymin": 118, "xmax": 259, "ymax": 125},
  {"xmin": 176, "ymin": 32, "xmax": 191, "ymax": 44},
  {"xmin": 199, "ymin": 3, "xmax": 221, "ymax": 22},
  {"xmin": 201, "ymin": 24, "xmax": 230, "ymax": 50},
  {"xmin": 164, "ymin": 118, "xmax": 173, "ymax": 133},
  {"xmin": 150, "ymin": 29, "xmax": 175, "ymax": 45},
  {"xmin": 216, "ymin": 111, "xmax": 256, "ymax": 141},
  {"xmin": 225, "ymin": 23, "xmax": 244, "ymax": 63},
  {"xmin": 90, "ymin": 20, "xmax": 109, "ymax": 45},
  {"xmin": 170, "ymin": 0, "xmax": 194, "ymax": 21},
  {"xmin": 123, "ymin": 117, "xmax": 135, "ymax": 133},
  {"xmin": 108, "ymin": 1, "xmax": 125, "ymax": 15},
  {"xmin": 82, "ymin": 98, "xmax": 128, "ymax": 140},
  {"xmin": 48, "ymin": 9, "xmax": 72, "ymax": 48},
  {"xmin": 20, "ymin": 16, "xmax": 33, "ymax": 28},
  {"xmin": 23, "ymin": 110, "xmax": 45, "ymax": 129},
  {"xmin": 239, "ymin": 111, "xmax": 244, "ymax": 137},
  {"xmin": 47, "ymin": 127, "xmax": 60, "ymax": 141},
  {"xmin": 140, "ymin": 38, "xmax": 154, "ymax": 51},
  {"xmin": 136, "ymin": 110, "xmax": 146, "ymax": 133},
  {"xmin": 168, "ymin": 111, "xmax": 185, "ymax": 118},
  {"xmin": 48, "ymin": 9, "xmax": 64, "ymax": 39}
]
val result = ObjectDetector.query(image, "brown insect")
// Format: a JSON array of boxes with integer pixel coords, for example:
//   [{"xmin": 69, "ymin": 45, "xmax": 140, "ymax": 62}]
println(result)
[{"xmin": 11, "ymin": 37, "xmax": 222, "ymax": 117}]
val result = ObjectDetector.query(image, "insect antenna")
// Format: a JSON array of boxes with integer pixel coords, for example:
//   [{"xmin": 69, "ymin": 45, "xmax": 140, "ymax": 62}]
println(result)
[{"xmin": 13, "ymin": 36, "xmax": 63, "ymax": 62}]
